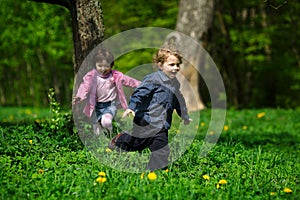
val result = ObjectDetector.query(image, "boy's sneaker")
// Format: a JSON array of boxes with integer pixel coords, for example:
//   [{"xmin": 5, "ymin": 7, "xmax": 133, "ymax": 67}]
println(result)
[{"xmin": 108, "ymin": 132, "xmax": 123, "ymax": 150}]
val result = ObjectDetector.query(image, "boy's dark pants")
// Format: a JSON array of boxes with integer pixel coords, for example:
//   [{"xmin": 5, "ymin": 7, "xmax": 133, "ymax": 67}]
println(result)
[{"xmin": 115, "ymin": 128, "xmax": 170, "ymax": 171}]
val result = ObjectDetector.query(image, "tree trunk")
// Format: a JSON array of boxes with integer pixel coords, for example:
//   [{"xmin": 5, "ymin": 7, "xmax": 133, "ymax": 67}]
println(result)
[
  {"xmin": 70, "ymin": 0, "xmax": 105, "ymax": 73},
  {"xmin": 169, "ymin": 0, "xmax": 214, "ymax": 111},
  {"xmin": 214, "ymin": 5, "xmax": 239, "ymax": 107}
]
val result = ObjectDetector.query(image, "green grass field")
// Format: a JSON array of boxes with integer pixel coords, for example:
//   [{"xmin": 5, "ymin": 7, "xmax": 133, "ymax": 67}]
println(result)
[{"xmin": 0, "ymin": 107, "xmax": 299, "ymax": 199}]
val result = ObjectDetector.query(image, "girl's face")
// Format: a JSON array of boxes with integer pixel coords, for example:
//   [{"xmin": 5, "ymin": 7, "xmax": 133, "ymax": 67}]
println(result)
[
  {"xmin": 158, "ymin": 54, "xmax": 181, "ymax": 79},
  {"xmin": 95, "ymin": 60, "xmax": 112, "ymax": 76}
]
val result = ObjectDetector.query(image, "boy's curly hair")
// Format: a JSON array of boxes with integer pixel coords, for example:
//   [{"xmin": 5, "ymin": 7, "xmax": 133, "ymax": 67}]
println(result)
[
  {"xmin": 153, "ymin": 43, "xmax": 182, "ymax": 66},
  {"xmin": 93, "ymin": 47, "xmax": 115, "ymax": 67}
]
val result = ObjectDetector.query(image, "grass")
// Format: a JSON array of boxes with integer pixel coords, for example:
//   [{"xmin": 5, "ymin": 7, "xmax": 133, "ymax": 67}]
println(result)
[
  {"xmin": 0, "ymin": 107, "xmax": 299, "ymax": 199},
  {"xmin": 0, "ymin": 106, "xmax": 50, "ymax": 123}
]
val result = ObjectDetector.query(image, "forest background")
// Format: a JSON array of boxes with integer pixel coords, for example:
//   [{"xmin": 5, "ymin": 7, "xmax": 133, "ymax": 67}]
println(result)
[{"xmin": 0, "ymin": 0, "xmax": 299, "ymax": 109}]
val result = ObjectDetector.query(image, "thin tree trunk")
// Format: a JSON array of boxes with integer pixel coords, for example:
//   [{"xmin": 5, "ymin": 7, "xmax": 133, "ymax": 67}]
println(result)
[
  {"xmin": 0, "ymin": 84, "xmax": 5, "ymax": 104},
  {"xmin": 214, "ymin": 6, "xmax": 239, "ymax": 107}
]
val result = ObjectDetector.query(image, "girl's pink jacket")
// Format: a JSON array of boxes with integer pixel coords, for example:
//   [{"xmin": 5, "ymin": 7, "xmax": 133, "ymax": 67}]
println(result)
[{"xmin": 75, "ymin": 69, "xmax": 141, "ymax": 117}]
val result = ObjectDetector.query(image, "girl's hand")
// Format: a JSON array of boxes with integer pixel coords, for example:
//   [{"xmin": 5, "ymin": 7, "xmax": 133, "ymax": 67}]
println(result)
[
  {"xmin": 122, "ymin": 109, "xmax": 135, "ymax": 118},
  {"xmin": 184, "ymin": 118, "xmax": 192, "ymax": 125},
  {"xmin": 72, "ymin": 96, "xmax": 82, "ymax": 104}
]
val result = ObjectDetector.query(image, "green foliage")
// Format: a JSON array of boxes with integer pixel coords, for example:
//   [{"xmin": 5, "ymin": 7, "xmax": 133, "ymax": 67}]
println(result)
[
  {"xmin": 0, "ymin": 0, "xmax": 300, "ymax": 108},
  {"xmin": 41, "ymin": 88, "xmax": 73, "ymax": 135},
  {"xmin": 210, "ymin": 0, "xmax": 300, "ymax": 108},
  {"xmin": 0, "ymin": 0, "xmax": 73, "ymax": 107},
  {"xmin": 102, "ymin": 0, "xmax": 179, "ymax": 37},
  {"xmin": 0, "ymin": 108, "xmax": 299, "ymax": 199},
  {"xmin": 101, "ymin": 0, "xmax": 179, "ymax": 75}
]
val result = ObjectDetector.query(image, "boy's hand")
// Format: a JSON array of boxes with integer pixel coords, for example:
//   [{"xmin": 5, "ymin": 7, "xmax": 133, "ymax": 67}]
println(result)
[
  {"xmin": 72, "ymin": 96, "xmax": 82, "ymax": 104},
  {"xmin": 183, "ymin": 118, "xmax": 192, "ymax": 125},
  {"xmin": 122, "ymin": 109, "xmax": 135, "ymax": 118}
]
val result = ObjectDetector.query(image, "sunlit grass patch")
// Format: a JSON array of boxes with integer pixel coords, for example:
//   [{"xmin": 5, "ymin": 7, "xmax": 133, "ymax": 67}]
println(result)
[
  {"xmin": 0, "ymin": 108, "xmax": 299, "ymax": 199},
  {"xmin": 0, "ymin": 106, "xmax": 51, "ymax": 124}
]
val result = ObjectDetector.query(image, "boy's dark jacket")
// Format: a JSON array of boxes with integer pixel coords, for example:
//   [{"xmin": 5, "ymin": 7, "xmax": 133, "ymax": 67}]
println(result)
[{"xmin": 128, "ymin": 70, "xmax": 189, "ymax": 130}]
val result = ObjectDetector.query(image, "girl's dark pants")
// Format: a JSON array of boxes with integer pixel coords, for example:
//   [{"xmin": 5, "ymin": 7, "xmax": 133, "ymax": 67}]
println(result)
[{"xmin": 115, "ymin": 128, "xmax": 170, "ymax": 171}]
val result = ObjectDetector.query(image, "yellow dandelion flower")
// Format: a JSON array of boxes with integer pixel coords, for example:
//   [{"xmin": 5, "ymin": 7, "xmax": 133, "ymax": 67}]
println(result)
[
  {"xmin": 203, "ymin": 174, "xmax": 210, "ymax": 180},
  {"xmin": 96, "ymin": 177, "xmax": 107, "ymax": 183},
  {"xmin": 257, "ymin": 112, "xmax": 266, "ymax": 118},
  {"xmin": 216, "ymin": 184, "xmax": 220, "ymax": 189},
  {"xmin": 38, "ymin": 169, "xmax": 44, "ymax": 175},
  {"xmin": 270, "ymin": 192, "xmax": 276, "ymax": 196},
  {"xmin": 283, "ymin": 187, "xmax": 292, "ymax": 193},
  {"xmin": 223, "ymin": 125, "xmax": 229, "ymax": 131},
  {"xmin": 140, "ymin": 173, "xmax": 144, "ymax": 179},
  {"xmin": 200, "ymin": 122, "xmax": 205, "ymax": 127},
  {"xmin": 147, "ymin": 172, "xmax": 157, "ymax": 181},
  {"xmin": 218, "ymin": 179, "xmax": 227, "ymax": 185},
  {"xmin": 98, "ymin": 171, "xmax": 106, "ymax": 177},
  {"xmin": 242, "ymin": 126, "xmax": 247, "ymax": 130},
  {"xmin": 105, "ymin": 148, "xmax": 112, "ymax": 153},
  {"xmin": 176, "ymin": 130, "xmax": 180, "ymax": 134},
  {"xmin": 29, "ymin": 140, "xmax": 33, "ymax": 145},
  {"xmin": 165, "ymin": 168, "xmax": 169, "ymax": 173}
]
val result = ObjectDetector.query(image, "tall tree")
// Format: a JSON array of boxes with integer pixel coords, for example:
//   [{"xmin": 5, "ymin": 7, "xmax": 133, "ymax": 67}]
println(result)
[
  {"xmin": 30, "ymin": 0, "xmax": 105, "ymax": 74},
  {"xmin": 167, "ymin": 0, "xmax": 215, "ymax": 111}
]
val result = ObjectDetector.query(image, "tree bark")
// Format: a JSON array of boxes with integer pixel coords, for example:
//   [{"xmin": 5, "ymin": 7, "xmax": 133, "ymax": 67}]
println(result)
[
  {"xmin": 71, "ymin": 0, "xmax": 105, "ymax": 73},
  {"xmin": 169, "ymin": 0, "xmax": 215, "ymax": 111}
]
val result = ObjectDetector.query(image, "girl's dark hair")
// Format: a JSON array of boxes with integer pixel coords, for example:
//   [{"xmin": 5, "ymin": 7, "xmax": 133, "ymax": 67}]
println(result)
[
  {"xmin": 93, "ymin": 47, "xmax": 114, "ymax": 67},
  {"xmin": 153, "ymin": 43, "xmax": 182, "ymax": 66}
]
